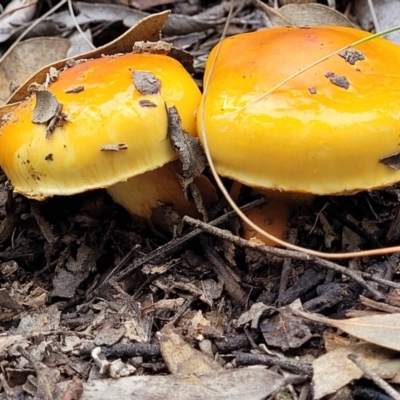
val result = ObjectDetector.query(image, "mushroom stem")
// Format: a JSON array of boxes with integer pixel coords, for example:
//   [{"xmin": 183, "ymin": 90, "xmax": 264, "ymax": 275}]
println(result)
[
  {"xmin": 232, "ymin": 184, "xmax": 314, "ymax": 246},
  {"xmin": 106, "ymin": 159, "xmax": 217, "ymax": 222}
]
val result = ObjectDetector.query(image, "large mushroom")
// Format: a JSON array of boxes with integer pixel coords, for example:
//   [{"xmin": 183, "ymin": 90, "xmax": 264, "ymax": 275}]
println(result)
[
  {"xmin": 0, "ymin": 50, "xmax": 216, "ymax": 223},
  {"xmin": 198, "ymin": 26, "xmax": 400, "ymax": 245}
]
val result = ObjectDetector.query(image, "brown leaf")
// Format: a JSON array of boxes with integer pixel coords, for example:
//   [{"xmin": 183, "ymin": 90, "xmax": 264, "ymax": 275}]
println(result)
[
  {"xmin": 295, "ymin": 309, "xmax": 400, "ymax": 352},
  {"xmin": 124, "ymin": 0, "xmax": 184, "ymax": 11},
  {"xmin": 339, "ymin": 49, "xmax": 365, "ymax": 65},
  {"xmin": 132, "ymin": 70, "xmax": 161, "ymax": 95},
  {"xmin": 0, "ymin": 0, "xmax": 37, "ymax": 43},
  {"xmin": 79, "ymin": 367, "xmax": 286, "ymax": 399},
  {"xmin": 261, "ymin": 305, "xmax": 313, "ymax": 350},
  {"xmin": 0, "ymin": 288, "xmax": 22, "ymax": 311},
  {"xmin": 51, "ymin": 243, "xmax": 99, "ymax": 299},
  {"xmin": 313, "ymin": 342, "xmax": 396, "ymax": 399},
  {"xmin": 167, "ymin": 106, "xmax": 207, "ymax": 185},
  {"xmin": 158, "ymin": 325, "xmax": 222, "ymax": 375},
  {"xmin": 7, "ymin": 11, "xmax": 170, "ymax": 104},
  {"xmin": 32, "ymin": 90, "xmax": 60, "ymax": 124},
  {"xmin": 380, "ymin": 151, "xmax": 400, "ymax": 170},
  {"xmin": 0, "ymin": 37, "xmax": 70, "ymax": 105},
  {"xmin": 257, "ymin": 2, "xmax": 354, "ymax": 27},
  {"xmin": 167, "ymin": 106, "xmax": 210, "ymax": 219}
]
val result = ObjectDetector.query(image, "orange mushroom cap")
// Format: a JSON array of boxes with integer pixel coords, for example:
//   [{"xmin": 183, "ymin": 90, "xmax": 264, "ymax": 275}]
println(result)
[
  {"xmin": 0, "ymin": 53, "xmax": 201, "ymax": 200},
  {"xmin": 198, "ymin": 26, "xmax": 400, "ymax": 195}
]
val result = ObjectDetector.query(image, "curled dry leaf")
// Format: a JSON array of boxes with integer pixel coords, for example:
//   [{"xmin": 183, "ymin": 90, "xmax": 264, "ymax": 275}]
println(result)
[
  {"xmin": 168, "ymin": 106, "xmax": 207, "ymax": 184},
  {"xmin": 99, "ymin": 144, "xmax": 128, "ymax": 151},
  {"xmin": 32, "ymin": 91, "xmax": 60, "ymax": 124},
  {"xmin": 167, "ymin": 105, "xmax": 210, "ymax": 219},
  {"xmin": 7, "ymin": 11, "xmax": 171, "ymax": 104}
]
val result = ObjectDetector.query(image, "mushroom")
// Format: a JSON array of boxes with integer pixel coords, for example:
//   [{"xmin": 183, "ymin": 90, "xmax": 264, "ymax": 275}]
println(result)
[
  {"xmin": 198, "ymin": 26, "xmax": 400, "ymax": 245},
  {"xmin": 0, "ymin": 52, "xmax": 215, "ymax": 222}
]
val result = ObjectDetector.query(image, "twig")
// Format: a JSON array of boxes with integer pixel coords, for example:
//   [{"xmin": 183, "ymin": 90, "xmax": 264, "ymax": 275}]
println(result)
[
  {"xmin": 348, "ymin": 353, "xmax": 400, "ymax": 400},
  {"xmin": 183, "ymin": 217, "xmax": 386, "ymax": 301},
  {"xmin": 360, "ymin": 295, "xmax": 400, "ymax": 314},
  {"xmin": 88, "ymin": 198, "xmax": 264, "ymax": 300},
  {"xmin": 166, "ymin": 295, "xmax": 198, "ymax": 327},
  {"xmin": 67, "ymin": 0, "xmax": 96, "ymax": 50},
  {"xmin": 366, "ymin": 0, "xmax": 381, "ymax": 33},
  {"xmin": 236, "ymin": 351, "xmax": 312, "ymax": 376},
  {"xmin": 200, "ymin": 235, "xmax": 248, "ymax": 307}
]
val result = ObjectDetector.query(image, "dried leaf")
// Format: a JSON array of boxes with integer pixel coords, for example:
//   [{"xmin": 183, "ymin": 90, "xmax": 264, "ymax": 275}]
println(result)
[
  {"xmin": 354, "ymin": 0, "xmax": 400, "ymax": 45},
  {"xmin": 0, "ymin": 37, "xmax": 70, "ymax": 105},
  {"xmin": 158, "ymin": 325, "xmax": 222, "ymax": 375},
  {"xmin": 66, "ymin": 29, "xmax": 93, "ymax": 58},
  {"xmin": 79, "ymin": 367, "xmax": 286, "ymax": 400},
  {"xmin": 261, "ymin": 3, "xmax": 353, "ymax": 27},
  {"xmin": 278, "ymin": 0, "xmax": 315, "ymax": 4},
  {"xmin": 339, "ymin": 49, "xmax": 365, "ymax": 65},
  {"xmin": 32, "ymin": 90, "xmax": 60, "ymax": 124},
  {"xmin": 236, "ymin": 302, "xmax": 272, "ymax": 329},
  {"xmin": 0, "ymin": 0, "xmax": 37, "ymax": 43},
  {"xmin": 16, "ymin": 305, "xmax": 61, "ymax": 335},
  {"xmin": 313, "ymin": 343, "xmax": 395, "ymax": 399},
  {"xmin": 295, "ymin": 310, "xmax": 400, "ymax": 352},
  {"xmin": 380, "ymin": 151, "xmax": 400, "ymax": 170},
  {"xmin": 0, "ymin": 288, "xmax": 22, "ymax": 311},
  {"xmin": 139, "ymin": 99, "xmax": 156, "ymax": 107},
  {"xmin": 51, "ymin": 243, "xmax": 98, "ymax": 299},
  {"xmin": 324, "ymin": 72, "xmax": 350, "ymax": 89},
  {"xmin": 168, "ymin": 106, "xmax": 207, "ymax": 184},
  {"xmin": 167, "ymin": 106, "xmax": 210, "ymax": 219},
  {"xmin": 132, "ymin": 40, "xmax": 171, "ymax": 54},
  {"xmin": 34, "ymin": 361, "xmax": 60, "ymax": 400},
  {"xmin": 49, "ymin": 2, "xmax": 147, "ymax": 32},
  {"xmin": 124, "ymin": 10, "xmax": 221, "ymax": 37},
  {"xmin": 94, "ymin": 326, "xmax": 126, "ymax": 346},
  {"xmin": 132, "ymin": 70, "xmax": 161, "ymax": 95},
  {"xmin": 125, "ymin": 0, "xmax": 185, "ymax": 10},
  {"xmin": 261, "ymin": 305, "xmax": 313, "ymax": 350},
  {"xmin": 7, "ymin": 11, "xmax": 170, "ymax": 104},
  {"xmin": 99, "ymin": 144, "xmax": 128, "ymax": 151},
  {"xmin": 0, "ymin": 335, "xmax": 25, "ymax": 354}
]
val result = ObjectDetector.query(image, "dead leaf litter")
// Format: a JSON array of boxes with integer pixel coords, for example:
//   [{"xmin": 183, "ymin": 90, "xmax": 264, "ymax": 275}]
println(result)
[{"xmin": 0, "ymin": 1, "xmax": 399, "ymax": 400}]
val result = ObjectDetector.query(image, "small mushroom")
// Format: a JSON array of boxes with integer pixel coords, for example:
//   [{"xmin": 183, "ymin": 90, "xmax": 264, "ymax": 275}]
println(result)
[
  {"xmin": 198, "ymin": 26, "xmax": 400, "ymax": 245},
  {"xmin": 0, "ymin": 53, "xmax": 215, "ymax": 221}
]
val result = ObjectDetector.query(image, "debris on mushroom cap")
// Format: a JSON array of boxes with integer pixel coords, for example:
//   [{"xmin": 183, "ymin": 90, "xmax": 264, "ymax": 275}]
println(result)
[
  {"xmin": 198, "ymin": 26, "xmax": 400, "ymax": 195},
  {"xmin": 0, "ymin": 53, "xmax": 201, "ymax": 199}
]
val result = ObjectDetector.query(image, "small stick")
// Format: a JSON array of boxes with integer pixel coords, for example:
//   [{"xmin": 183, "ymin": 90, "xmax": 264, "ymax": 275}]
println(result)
[
  {"xmin": 236, "ymin": 351, "xmax": 312, "ymax": 376},
  {"xmin": 88, "ymin": 198, "xmax": 264, "ymax": 300},
  {"xmin": 348, "ymin": 353, "xmax": 400, "ymax": 400},
  {"xmin": 183, "ymin": 217, "xmax": 386, "ymax": 301}
]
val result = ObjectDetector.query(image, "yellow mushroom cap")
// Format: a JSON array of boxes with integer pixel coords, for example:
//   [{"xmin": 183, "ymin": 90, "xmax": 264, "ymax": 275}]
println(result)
[
  {"xmin": 198, "ymin": 26, "xmax": 400, "ymax": 195},
  {"xmin": 0, "ymin": 53, "xmax": 201, "ymax": 199}
]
